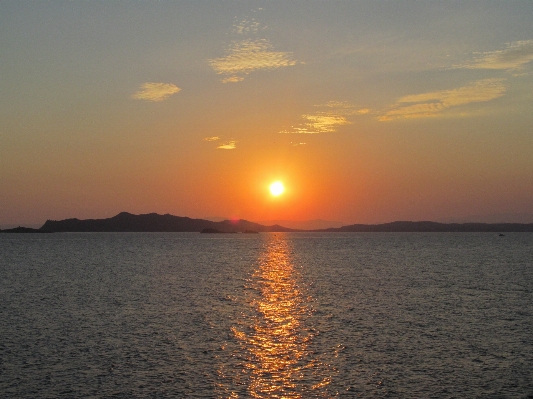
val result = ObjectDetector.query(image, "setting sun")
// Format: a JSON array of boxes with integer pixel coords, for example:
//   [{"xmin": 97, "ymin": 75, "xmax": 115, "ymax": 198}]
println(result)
[{"xmin": 269, "ymin": 181, "xmax": 285, "ymax": 197}]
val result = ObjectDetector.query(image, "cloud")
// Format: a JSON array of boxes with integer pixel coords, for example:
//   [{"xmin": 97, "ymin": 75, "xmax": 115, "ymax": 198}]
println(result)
[
  {"xmin": 461, "ymin": 40, "xmax": 533, "ymax": 71},
  {"xmin": 209, "ymin": 39, "xmax": 297, "ymax": 82},
  {"xmin": 302, "ymin": 114, "xmax": 351, "ymax": 133},
  {"xmin": 379, "ymin": 78, "xmax": 507, "ymax": 121},
  {"xmin": 281, "ymin": 101, "xmax": 368, "ymax": 134},
  {"xmin": 280, "ymin": 114, "xmax": 350, "ymax": 134},
  {"xmin": 132, "ymin": 82, "xmax": 181, "ymax": 102},
  {"xmin": 323, "ymin": 100, "xmax": 354, "ymax": 109},
  {"xmin": 203, "ymin": 136, "xmax": 220, "ymax": 142},
  {"xmin": 217, "ymin": 141, "xmax": 237, "ymax": 150},
  {"xmin": 323, "ymin": 101, "xmax": 372, "ymax": 116},
  {"xmin": 233, "ymin": 18, "xmax": 261, "ymax": 35},
  {"xmin": 221, "ymin": 76, "xmax": 245, "ymax": 83}
]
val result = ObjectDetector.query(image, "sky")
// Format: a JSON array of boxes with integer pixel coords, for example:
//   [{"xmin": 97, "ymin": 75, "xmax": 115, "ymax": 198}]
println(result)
[{"xmin": 1, "ymin": 1, "xmax": 533, "ymax": 227}]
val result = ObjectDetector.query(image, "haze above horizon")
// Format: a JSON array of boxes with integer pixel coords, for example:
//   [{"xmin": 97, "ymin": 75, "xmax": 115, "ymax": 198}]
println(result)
[{"xmin": 1, "ymin": 1, "xmax": 532, "ymax": 226}]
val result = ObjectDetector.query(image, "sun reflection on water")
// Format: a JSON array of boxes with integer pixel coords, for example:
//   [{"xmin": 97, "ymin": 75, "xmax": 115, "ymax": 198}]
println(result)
[{"xmin": 218, "ymin": 234, "xmax": 336, "ymax": 398}]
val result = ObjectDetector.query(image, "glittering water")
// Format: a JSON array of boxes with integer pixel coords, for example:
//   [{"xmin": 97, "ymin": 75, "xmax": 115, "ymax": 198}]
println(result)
[
  {"xmin": 1, "ymin": 232, "xmax": 532, "ymax": 398},
  {"xmin": 217, "ymin": 236, "xmax": 334, "ymax": 398}
]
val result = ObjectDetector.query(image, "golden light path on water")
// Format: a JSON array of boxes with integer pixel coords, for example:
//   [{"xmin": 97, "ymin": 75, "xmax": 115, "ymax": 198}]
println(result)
[{"xmin": 218, "ymin": 234, "xmax": 336, "ymax": 398}]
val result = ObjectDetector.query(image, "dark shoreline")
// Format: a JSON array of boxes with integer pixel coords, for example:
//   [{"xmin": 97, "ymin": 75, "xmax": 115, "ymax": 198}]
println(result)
[
  {"xmin": 2, "ymin": 212, "xmax": 533, "ymax": 233},
  {"xmin": 0, "ymin": 227, "xmax": 47, "ymax": 233}
]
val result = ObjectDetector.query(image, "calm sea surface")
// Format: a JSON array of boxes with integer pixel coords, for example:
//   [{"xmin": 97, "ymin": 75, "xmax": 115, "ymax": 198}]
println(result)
[{"xmin": 1, "ymin": 232, "xmax": 532, "ymax": 398}]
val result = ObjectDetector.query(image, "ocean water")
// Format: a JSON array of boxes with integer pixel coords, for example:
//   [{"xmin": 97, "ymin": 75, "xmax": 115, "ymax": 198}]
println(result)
[{"xmin": 1, "ymin": 232, "xmax": 532, "ymax": 398}]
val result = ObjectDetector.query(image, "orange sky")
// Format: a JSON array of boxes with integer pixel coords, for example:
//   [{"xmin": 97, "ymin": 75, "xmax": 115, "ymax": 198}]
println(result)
[{"xmin": 1, "ymin": 1, "xmax": 533, "ymax": 227}]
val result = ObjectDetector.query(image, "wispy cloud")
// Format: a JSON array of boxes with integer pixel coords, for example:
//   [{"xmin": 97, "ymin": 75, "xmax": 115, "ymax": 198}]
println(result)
[
  {"xmin": 460, "ymin": 40, "xmax": 533, "ymax": 71},
  {"xmin": 297, "ymin": 114, "xmax": 351, "ymax": 134},
  {"xmin": 209, "ymin": 39, "xmax": 297, "ymax": 82},
  {"xmin": 281, "ymin": 101, "xmax": 368, "ymax": 134},
  {"xmin": 379, "ymin": 78, "xmax": 507, "ymax": 121},
  {"xmin": 204, "ymin": 136, "xmax": 236, "ymax": 149},
  {"xmin": 132, "ymin": 82, "xmax": 181, "ymax": 102},
  {"xmin": 217, "ymin": 141, "xmax": 237, "ymax": 150},
  {"xmin": 323, "ymin": 101, "xmax": 371, "ymax": 116},
  {"xmin": 233, "ymin": 18, "xmax": 261, "ymax": 35},
  {"xmin": 221, "ymin": 76, "xmax": 245, "ymax": 83}
]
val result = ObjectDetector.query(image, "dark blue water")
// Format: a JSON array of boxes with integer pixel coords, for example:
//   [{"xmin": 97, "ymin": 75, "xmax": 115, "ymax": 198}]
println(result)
[{"xmin": 1, "ymin": 233, "xmax": 532, "ymax": 398}]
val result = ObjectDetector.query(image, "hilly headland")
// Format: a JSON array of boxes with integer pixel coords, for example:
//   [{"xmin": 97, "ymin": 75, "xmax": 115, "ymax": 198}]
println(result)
[
  {"xmin": 2, "ymin": 212, "xmax": 533, "ymax": 233},
  {"xmin": 37, "ymin": 212, "xmax": 294, "ymax": 233}
]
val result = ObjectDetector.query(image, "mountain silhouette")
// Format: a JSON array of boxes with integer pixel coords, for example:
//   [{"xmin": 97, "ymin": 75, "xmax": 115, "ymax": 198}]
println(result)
[
  {"xmin": 317, "ymin": 220, "xmax": 533, "ymax": 232},
  {"xmin": 4, "ymin": 213, "xmax": 532, "ymax": 233},
  {"xmin": 39, "ymin": 212, "xmax": 296, "ymax": 233}
]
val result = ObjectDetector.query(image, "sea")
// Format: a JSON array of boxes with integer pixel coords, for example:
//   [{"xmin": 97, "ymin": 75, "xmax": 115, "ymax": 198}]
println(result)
[{"xmin": 1, "ymin": 232, "xmax": 532, "ymax": 398}]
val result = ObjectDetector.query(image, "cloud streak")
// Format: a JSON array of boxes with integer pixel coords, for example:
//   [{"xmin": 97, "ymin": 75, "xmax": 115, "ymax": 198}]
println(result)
[
  {"xmin": 379, "ymin": 78, "xmax": 507, "ymax": 121},
  {"xmin": 461, "ymin": 40, "xmax": 533, "ymax": 71},
  {"xmin": 209, "ymin": 39, "xmax": 296, "ymax": 82},
  {"xmin": 221, "ymin": 76, "xmax": 245, "ymax": 83},
  {"xmin": 132, "ymin": 82, "xmax": 181, "ymax": 102},
  {"xmin": 217, "ymin": 141, "xmax": 237, "ymax": 150},
  {"xmin": 233, "ymin": 18, "xmax": 261, "ymax": 35},
  {"xmin": 281, "ymin": 101, "xmax": 368, "ymax": 134},
  {"xmin": 294, "ymin": 114, "xmax": 351, "ymax": 134}
]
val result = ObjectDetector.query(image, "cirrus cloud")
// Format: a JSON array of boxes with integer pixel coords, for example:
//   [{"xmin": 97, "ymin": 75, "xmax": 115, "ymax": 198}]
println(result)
[
  {"xmin": 460, "ymin": 40, "xmax": 533, "ymax": 71},
  {"xmin": 132, "ymin": 82, "xmax": 181, "ymax": 102},
  {"xmin": 296, "ymin": 114, "xmax": 351, "ymax": 134},
  {"xmin": 217, "ymin": 141, "xmax": 237, "ymax": 150},
  {"xmin": 280, "ymin": 101, "xmax": 369, "ymax": 134},
  {"xmin": 379, "ymin": 78, "xmax": 507, "ymax": 121},
  {"xmin": 233, "ymin": 18, "xmax": 261, "ymax": 35},
  {"xmin": 221, "ymin": 76, "xmax": 245, "ymax": 83},
  {"xmin": 209, "ymin": 39, "xmax": 297, "ymax": 82}
]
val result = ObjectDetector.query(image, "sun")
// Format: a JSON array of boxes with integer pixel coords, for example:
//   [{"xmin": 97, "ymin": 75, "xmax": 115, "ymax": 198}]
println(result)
[{"xmin": 269, "ymin": 181, "xmax": 285, "ymax": 197}]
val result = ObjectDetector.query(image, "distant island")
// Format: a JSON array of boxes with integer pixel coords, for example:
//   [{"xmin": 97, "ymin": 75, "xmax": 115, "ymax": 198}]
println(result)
[
  {"xmin": 0, "ymin": 226, "xmax": 46, "ymax": 233},
  {"xmin": 200, "ymin": 228, "xmax": 237, "ymax": 234},
  {"xmin": 316, "ymin": 221, "xmax": 533, "ymax": 232},
  {"xmin": 37, "ymin": 212, "xmax": 295, "ymax": 233},
  {"xmin": 1, "ymin": 212, "xmax": 533, "ymax": 233}
]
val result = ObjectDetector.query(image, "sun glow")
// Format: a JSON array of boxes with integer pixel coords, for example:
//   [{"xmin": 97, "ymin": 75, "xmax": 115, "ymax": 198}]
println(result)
[{"xmin": 269, "ymin": 181, "xmax": 285, "ymax": 197}]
